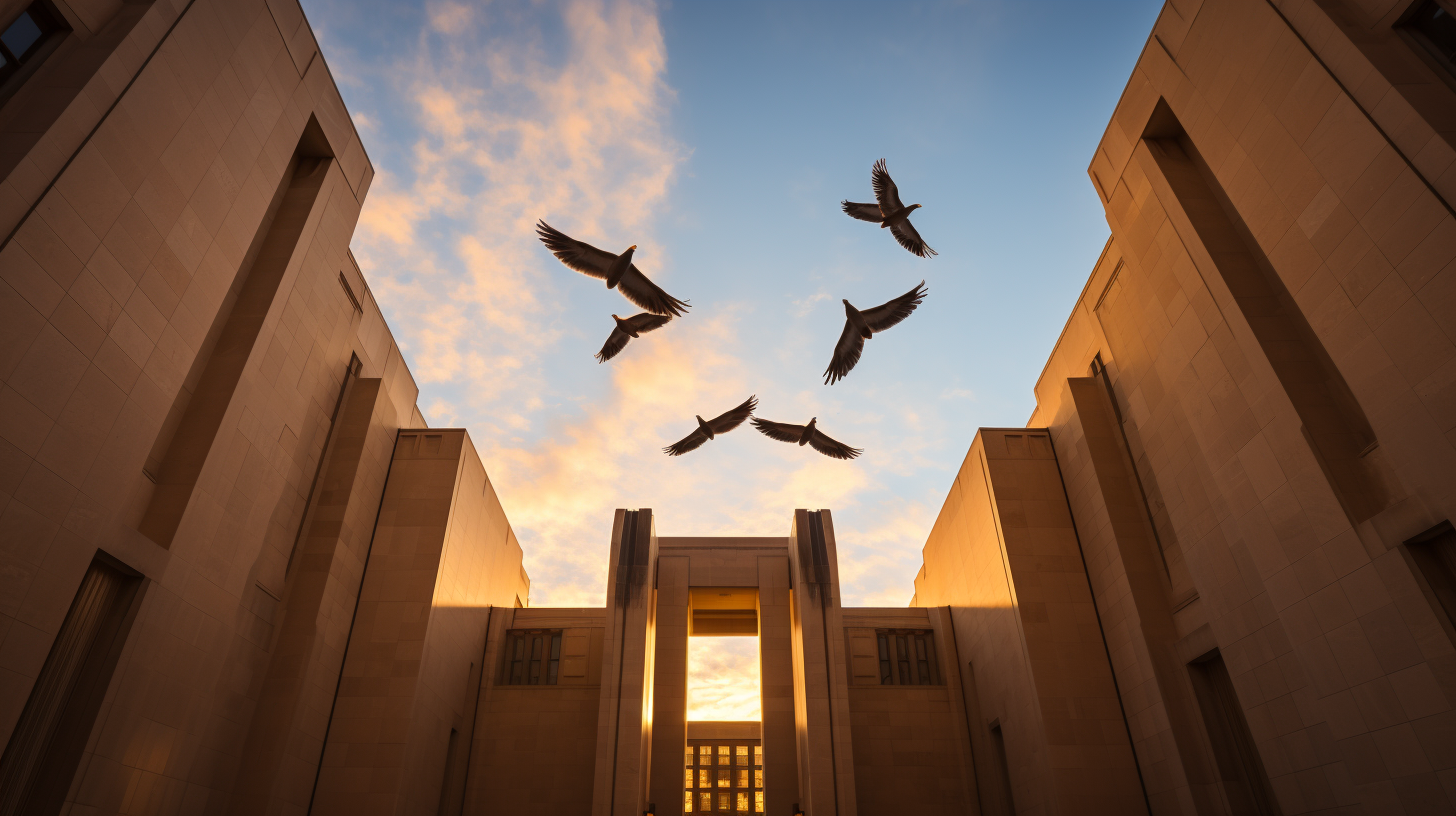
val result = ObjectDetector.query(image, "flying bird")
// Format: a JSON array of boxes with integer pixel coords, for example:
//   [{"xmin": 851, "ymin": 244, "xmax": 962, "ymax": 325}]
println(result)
[
  {"xmin": 663, "ymin": 396, "xmax": 758, "ymax": 456},
  {"xmin": 841, "ymin": 159, "xmax": 937, "ymax": 258},
  {"xmin": 824, "ymin": 281, "xmax": 927, "ymax": 385},
  {"xmin": 535, "ymin": 221, "xmax": 690, "ymax": 317},
  {"xmin": 751, "ymin": 416, "xmax": 863, "ymax": 460},
  {"xmin": 596, "ymin": 313, "xmax": 671, "ymax": 363}
]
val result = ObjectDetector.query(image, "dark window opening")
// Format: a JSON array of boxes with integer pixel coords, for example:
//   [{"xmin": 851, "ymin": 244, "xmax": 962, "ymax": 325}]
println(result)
[
  {"xmin": 874, "ymin": 630, "xmax": 940, "ymax": 685},
  {"xmin": 502, "ymin": 630, "xmax": 561, "ymax": 685},
  {"xmin": 1404, "ymin": 0, "xmax": 1456, "ymax": 76},
  {"xmin": 0, "ymin": 2, "xmax": 66, "ymax": 85},
  {"xmin": 0, "ymin": 553, "xmax": 143, "ymax": 816},
  {"xmin": 989, "ymin": 722, "xmax": 1016, "ymax": 815},
  {"xmin": 1188, "ymin": 650, "xmax": 1280, "ymax": 815},
  {"xmin": 1404, "ymin": 521, "xmax": 1456, "ymax": 639},
  {"xmin": 436, "ymin": 727, "xmax": 463, "ymax": 816}
]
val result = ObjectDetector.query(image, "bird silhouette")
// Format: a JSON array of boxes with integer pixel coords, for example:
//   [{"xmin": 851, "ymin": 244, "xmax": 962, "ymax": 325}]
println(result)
[
  {"xmin": 596, "ymin": 313, "xmax": 671, "ymax": 363},
  {"xmin": 824, "ymin": 281, "xmax": 927, "ymax": 385},
  {"xmin": 663, "ymin": 396, "xmax": 758, "ymax": 456},
  {"xmin": 751, "ymin": 416, "xmax": 863, "ymax": 460},
  {"xmin": 536, "ymin": 221, "xmax": 690, "ymax": 316},
  {"xmin": 841, "ymin": 159, "xmax": 937, "ymax": 258}
]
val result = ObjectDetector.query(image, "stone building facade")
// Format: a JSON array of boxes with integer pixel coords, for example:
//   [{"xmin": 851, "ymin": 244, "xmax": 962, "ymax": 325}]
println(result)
[
  {"xmin": 1, "ymin": 0, "xmax": 1454, "ymax": 815},
  {"xmin": 913, "ymin": 0, "xmax": 1456, "ymax": 814},
  {"xmin": 0, "ymin": 1, "xmax": 528, "ymax": 814}
]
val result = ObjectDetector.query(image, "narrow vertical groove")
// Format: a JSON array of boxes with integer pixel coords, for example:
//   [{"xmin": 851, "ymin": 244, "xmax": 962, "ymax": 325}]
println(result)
[
  {"xmin": 1142, "ymin": 104, "xmax": 1393, "ymax": 525},
  {"xmin": 454, "ymin": 606, "xmax": 492, "ymax": 816},
  {"xmin": 138, "ymin": 140, "xmax": 332, "ymax": 548},
  {"xmin": 286, "ymin": 355, "xmax": 362, "ymax": 576},
  {"xmin": 808, "ymin": 512, "xmax": 841, "ymax": 816},
  {"xmin": 306, "ymin": 430, "xmax": 401, "ymax": 815},
  {"xmin": 1091, "ymin": 354, "xmax": 1172, "ymax": 578},
  {"xmin": 943, "ymin": 609, "xmax": 986, "ymax": 816},
  {"xmin": 1046, "ymin": 437, "xmax": 1154, "ymax": 815}
]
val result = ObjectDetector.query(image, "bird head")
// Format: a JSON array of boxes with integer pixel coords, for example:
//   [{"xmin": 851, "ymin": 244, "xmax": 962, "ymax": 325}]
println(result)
[
  {"xmin": 695, "ymin": 415, "xmax": 705, "ymax": 424},
  {"xmin": 808, "ymin": 416, "xmax": 818, "ymax": 427},
  {"xmin": 623, "ymin": 245, "xmax": 637, "ymax": 258},
  {"xmin": 910, "ymin": 203, "xmax": 923, "ymax": 211}
]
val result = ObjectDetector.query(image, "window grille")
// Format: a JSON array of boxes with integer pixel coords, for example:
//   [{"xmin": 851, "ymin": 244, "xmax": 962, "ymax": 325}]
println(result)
[
  {"xmin": 684, "ymin": 738, "xmax": 762, "ymax": 811},
  {"xmin": 502, "ymin": 630, "xmax": 562, "ymax": 685},
  {"xmin": 876, "ymin": 629, "xmax": 940, "ymax": 685}
]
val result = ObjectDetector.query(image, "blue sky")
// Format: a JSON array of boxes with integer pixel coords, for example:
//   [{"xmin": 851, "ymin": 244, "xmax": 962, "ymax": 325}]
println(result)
[{"xmin": 298, "ymin": 0, "xmax": 1162, "ymax": 717}]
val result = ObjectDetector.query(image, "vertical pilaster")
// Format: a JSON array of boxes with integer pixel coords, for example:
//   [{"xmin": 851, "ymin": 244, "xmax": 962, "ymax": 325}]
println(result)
[
  {"xmin": 592, "ymin": 509, "xmax": 659, "ymax": 816},
  {"xmin": 648, "ymin": 555, "xmax": 690, "ymax": 814},
  {"xmin": 758, "ymin": 554, "xmax": 798, "ymax": 816},
  {"xmin": 786, "ymin": 510, "xmax": 856, "ymax": 816},
  {"xmin": 231, "ymin": 375, "xmax": 393, "ymax": 816}
]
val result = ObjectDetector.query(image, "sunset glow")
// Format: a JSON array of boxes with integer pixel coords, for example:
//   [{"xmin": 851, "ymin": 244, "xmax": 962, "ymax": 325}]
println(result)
[{"xmin": 687, "ymin": 638, "xmax": 762, "ymax": 722}]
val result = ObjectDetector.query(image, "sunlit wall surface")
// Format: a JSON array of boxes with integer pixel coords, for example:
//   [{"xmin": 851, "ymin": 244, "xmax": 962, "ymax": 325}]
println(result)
[{"xmin": 687, "ymin": 637, "xmax": 761, "ymax": 721}]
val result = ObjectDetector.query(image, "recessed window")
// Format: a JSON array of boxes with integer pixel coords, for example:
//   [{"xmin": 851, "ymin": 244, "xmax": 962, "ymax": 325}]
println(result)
[
  {"xmin": 1404, "ymin": 0, "xmax": 1456, "ymax": 76},
  {"xmin": 1188, "ymin": 649, "xmax": 1279, "ymax": 813},
  {"xmin": 0, "ymin": 2, "xmax": 66, "ymax": 84},
  {"xmin": 685, "ymin": 739, "xmax": 762, "ymax": 812},
  {"xmin": 876, "ymin": 629, "xmax": 941, "ymax": 685},
  {"xmin": 501, "ymin": 629, "xmax": 561, "ymax": 685},
  {"xmin": 1405, "ymin": 521, "xmax": 1456, "ymax": 634},
  {"xmin": 0, "ymin": 554, "xmax": 142, "ymax": 814}
]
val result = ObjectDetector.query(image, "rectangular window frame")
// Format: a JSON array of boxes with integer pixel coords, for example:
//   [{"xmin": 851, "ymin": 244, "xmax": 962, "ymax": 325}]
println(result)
[
  {"xmin": 0, "ymin": 1, "xmax": 68, "ymax": 88},
  {"xmin": 1187, "ymin": 648, "xmax": 1279, "ymax": 815},
  {"xmin": 0, "ymin": 551, "xmax": 144, "ymax": 816},
  {"xmin": 500, "ymin": 629, "xmax": 562, "ymax": 686},
  {"xmin": 1402, "ymin": 521, "xmax": 1456, "ymax": 645},
  {"xmin": 685, "ymin": 738, "xmax": 762, "ymax": 812},
  {"xmin": 874, "ymin": 629, "xmax": 941, "ymax": 685}
]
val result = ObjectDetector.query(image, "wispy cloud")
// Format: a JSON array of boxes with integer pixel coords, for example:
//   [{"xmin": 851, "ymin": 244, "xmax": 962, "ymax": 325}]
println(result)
[
  {"xmin": 337, "ymin": 0, "xmax": 946, "ymax": 614},
  {"xmin": 344, "ymin": 0, "xmax": 695, "ymax": 604},
  {"xmin": 688, "ymin": 637, "xmax": 761, "ymax": 721},
  {"xmin": 353, "ymin": 0, "xmax": 683, "ymax": 403}
]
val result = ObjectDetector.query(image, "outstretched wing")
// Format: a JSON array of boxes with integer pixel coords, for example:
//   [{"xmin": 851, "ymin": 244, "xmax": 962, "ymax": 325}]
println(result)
[
  {"xmin": 625, "ymin": 313, "xmax": 672, "ymax": 333},
  {"xmin": 860, "ymin": 281, "xmax": 928, "ymax": 333},
  {"xmin": 808, "ymin": 428, "xmax": 864, "ymax": 460},
  {"xmin": 871, "ymin": 159, "xmax": 904, "ymax": 213},
  {"xmin": 889, "ymin": 219, "xmax": 936, "ymax": 258},
  {"xmin": 595, "ymin": 327, "xmax": 631, "ymax": 363},
  {"xmin": 536, "ymin": 221, "xmax": 617, "ymax": 279},
  {"xmin": 708, "ymin": 395, "xmax": 757, "ymax": 434},
  {"xmin": 618, "ymin": 266, "xmax": 690, "ymax": 317},
  {"xmin": 751, "ymin": 418, "xmax": 805, "ymax": 444},
  {"xmin": 663, "ymin": 427, "xmax": 710, "ymax": 456},
  {"xmin": 823, "ymin": 321, "xmax": 865, "ymax": 385},
  {"xmin": 841, "ymin": 201, "xmax": 882, "ymax": 222}
]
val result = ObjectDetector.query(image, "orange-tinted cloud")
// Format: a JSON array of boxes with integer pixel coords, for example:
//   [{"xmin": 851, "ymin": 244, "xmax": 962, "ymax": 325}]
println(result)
[
  {"xmin": 345, "ymin": 0, "xmax": 938, "ymax": 617},
  {"xmin": 688, "ymin": 637, "xmax": 762, "ymax": 722}
]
